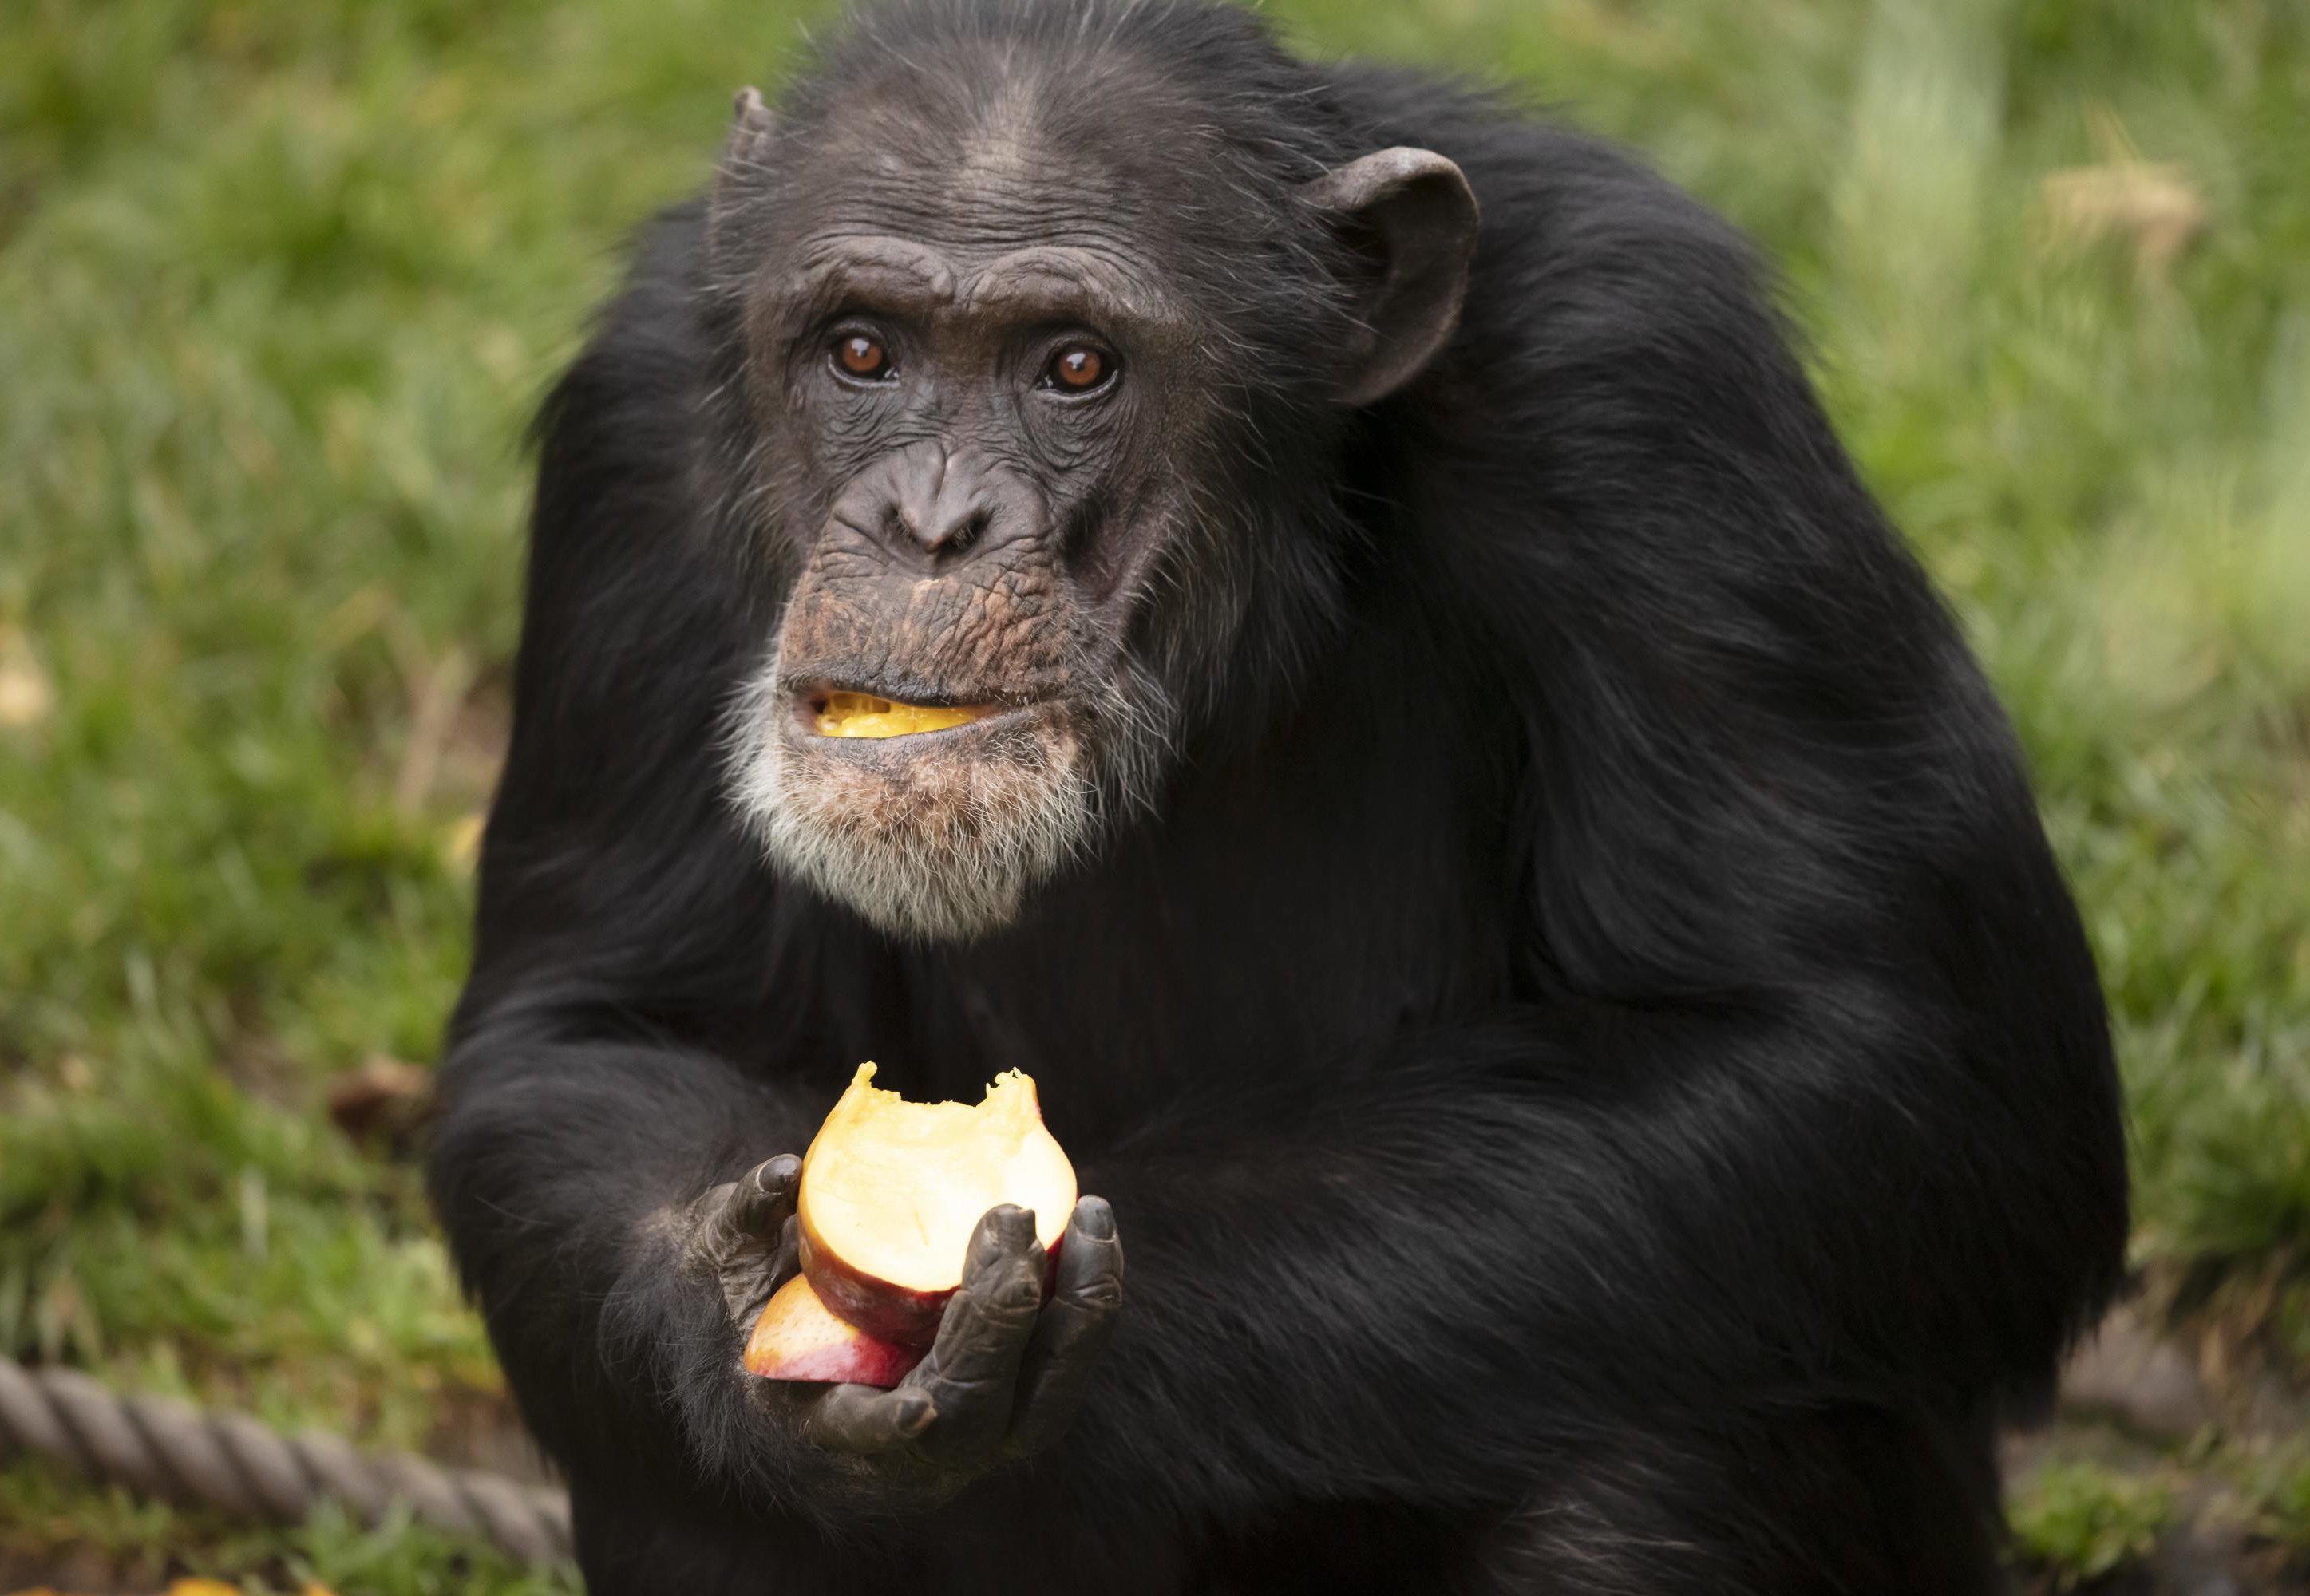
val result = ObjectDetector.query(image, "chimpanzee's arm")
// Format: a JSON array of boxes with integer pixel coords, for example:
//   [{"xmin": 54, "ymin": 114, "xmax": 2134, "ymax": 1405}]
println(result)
[
  {"xmin": 1044, "ymin": 992, "xmax": 2119, "ymax": 1519},
  {"xmin": 428, "ymin": 1022, "xmax": 813, "ymax": 1483}
]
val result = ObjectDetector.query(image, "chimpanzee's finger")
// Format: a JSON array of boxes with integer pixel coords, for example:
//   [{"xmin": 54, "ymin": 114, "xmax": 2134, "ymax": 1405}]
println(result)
[
  {"xmin": 726, "ymin": 1155, "xmax": 802, "ymax": 1243},
  {"xmin": 902, "ymin": 1204, "xmax": 1045, "ymax": 1457},
  {"xmin": 1011, "ymin": 1195, "xmax": 1124, "ymax": 1450},
  {"xmin": 702, "ymin": 1157, "xmax": 802, "ymax": 1325},
  {"xmin": 795, "ymin": 1382, "xmax": 939, "ymax": 1454},
  {"xmin": 698, "ymin": 1154, "xmax": 800, "ymax": 1265}
]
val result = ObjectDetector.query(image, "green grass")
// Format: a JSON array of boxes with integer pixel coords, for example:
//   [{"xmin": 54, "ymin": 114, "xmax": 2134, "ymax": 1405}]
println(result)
[
  {"xmin": 3, "ymin": 0, "xmax": 2308, "ymax": 1583},
  {"xmin": 2008, "ymin": 1459, "xmax": 2177, "ymax": 1589}
]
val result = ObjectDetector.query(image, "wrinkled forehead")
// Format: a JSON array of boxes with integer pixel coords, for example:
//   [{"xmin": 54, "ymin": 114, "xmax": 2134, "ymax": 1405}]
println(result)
[{"xmin": 754, "ymin": 57, "xmax": 1275, "ymax": 333}]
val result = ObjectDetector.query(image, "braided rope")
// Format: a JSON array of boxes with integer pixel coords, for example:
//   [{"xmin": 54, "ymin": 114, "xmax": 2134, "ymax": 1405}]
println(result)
[{"xmin": 0, "ymin": 1356, "xmax": 570, "ymax": 1566}]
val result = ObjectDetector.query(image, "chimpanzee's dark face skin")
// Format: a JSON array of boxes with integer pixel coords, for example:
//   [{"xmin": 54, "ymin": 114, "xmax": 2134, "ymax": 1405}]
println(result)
[{"xmin": 708, "ymin": 66, "xmax": 1476, "ymax": 938}]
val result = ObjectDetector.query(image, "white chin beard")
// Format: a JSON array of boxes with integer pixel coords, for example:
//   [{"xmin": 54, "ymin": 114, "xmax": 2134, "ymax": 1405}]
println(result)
[{"xmin": 722, "ymin": 670, "xmax": 1098, "ymax": 942}]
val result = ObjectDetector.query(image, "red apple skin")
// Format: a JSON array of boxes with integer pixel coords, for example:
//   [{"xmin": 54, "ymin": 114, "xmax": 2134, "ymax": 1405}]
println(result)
[
  {"xmin": 799, "ymin": 1215, "xmax": 1066, "ymax": 1349},
  {"xmin": 745, "ymin": 1274, "xmax": 923, "ymax": 1386},
  {"xmin": 750, "ymin": 1334, "xmax": 920, "ymax": 1385}
]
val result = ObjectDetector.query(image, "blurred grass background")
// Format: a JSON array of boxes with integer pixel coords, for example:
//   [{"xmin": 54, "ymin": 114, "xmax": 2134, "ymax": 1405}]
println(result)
[{"xmin": 1, "ymin": 0, "xmax": 2306, "ymax": 1588}]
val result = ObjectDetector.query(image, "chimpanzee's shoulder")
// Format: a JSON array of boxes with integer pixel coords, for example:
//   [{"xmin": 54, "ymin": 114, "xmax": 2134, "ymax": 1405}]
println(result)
[
  {"xmin": 584, "ymin": 198, "xmax": 712, "ymax": 368},
  {"xmin": 528, "ymin": 200, "xmax": 716, "ymax": 476}
]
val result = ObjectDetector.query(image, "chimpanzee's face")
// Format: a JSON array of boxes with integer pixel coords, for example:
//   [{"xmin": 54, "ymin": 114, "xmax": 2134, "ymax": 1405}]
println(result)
[
  {"xmin": 716, "ymin": 115, "xmax": 1242, "ymax": 942},
  {"xmin": 710, "ymin": 67, "xmax": 1474, "ymax": 941}
]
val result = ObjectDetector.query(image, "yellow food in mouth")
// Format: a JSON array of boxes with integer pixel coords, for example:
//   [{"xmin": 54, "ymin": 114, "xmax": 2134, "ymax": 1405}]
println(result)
[{"xmin": 812, "ymin": 691, "xmax": 985, "ymax": 739}]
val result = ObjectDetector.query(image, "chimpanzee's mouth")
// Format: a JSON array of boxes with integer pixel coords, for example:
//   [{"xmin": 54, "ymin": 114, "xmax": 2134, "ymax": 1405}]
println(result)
[
  {"xmin": 739, "ymin": 679, "xmax": 1096, "ymax": 941},
  {"xmin": 804, "ymin": 690, "xmax": 996, "ymax": 739}
]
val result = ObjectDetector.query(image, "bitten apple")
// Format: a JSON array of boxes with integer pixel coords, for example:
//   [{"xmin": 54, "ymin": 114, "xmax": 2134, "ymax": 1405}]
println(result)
[
  {"xmin": 743, "ymin": 1272, "xmax": 923, "ymax": 1386},
  {"xmin": 797, "ymin": 1063, "xmax": 1076, "ymax": 1346}
]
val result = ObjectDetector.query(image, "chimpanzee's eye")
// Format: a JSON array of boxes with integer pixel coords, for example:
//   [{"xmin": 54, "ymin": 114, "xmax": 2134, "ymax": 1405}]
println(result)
[
  {"xmin": 831, "ymin": 332, "xmax": 894, "ymax": 381},
  {"xmin": 1041, "ymin": 342, "xmax": 1114, "ymax": 394}
]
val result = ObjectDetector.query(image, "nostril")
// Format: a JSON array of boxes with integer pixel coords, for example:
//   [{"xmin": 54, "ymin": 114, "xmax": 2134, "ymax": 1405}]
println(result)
[
  {"xmin": 938, "ymin": 512, "xmax": 987, "ymax": 559},
  {"xmin": 884, "ymin": 505, "xmax": 987, "ymax": 559}
]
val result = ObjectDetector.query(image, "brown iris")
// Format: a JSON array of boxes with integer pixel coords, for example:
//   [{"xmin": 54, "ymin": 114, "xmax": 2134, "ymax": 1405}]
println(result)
[
  {"xmin": 1047, "ymin": 344, "xmax": 1108, "ymax": 391},
  {"xmin": 834, "ymin": 334, "xmax": 891, "ymax": 379}
]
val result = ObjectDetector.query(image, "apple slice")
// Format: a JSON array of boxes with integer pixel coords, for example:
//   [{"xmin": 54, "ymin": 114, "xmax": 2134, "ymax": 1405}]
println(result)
[
  {"xmin": 811, "ymin": 691, "xmax": 984, "ymax": 738},
  {"xmin": 744, "ymin": 1272, "xmax": 923, "ymax": 1386},
  {"xmin": 797, "ymin": 1063, "xmax": 1075, "ymax": 1346}
]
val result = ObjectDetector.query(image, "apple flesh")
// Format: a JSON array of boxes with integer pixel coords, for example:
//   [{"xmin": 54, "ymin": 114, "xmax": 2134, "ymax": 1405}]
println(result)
[
  {"xmin": 797, "ymin": 1063, "xmax": 1076, "ymax": 1347},
  {"xmin": 743, "ymin": 1272, "xmax": 923, "ymax": 1386},
  {"xmin": 811, "ymin": 691, "xmax": 985, "ymax": 738}
]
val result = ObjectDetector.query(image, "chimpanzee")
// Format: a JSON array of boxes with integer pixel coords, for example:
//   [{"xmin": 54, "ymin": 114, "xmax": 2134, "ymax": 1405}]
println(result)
[{"xmin": 427, "ymin": 0, "xmax": 2129, "ymax": 1590}]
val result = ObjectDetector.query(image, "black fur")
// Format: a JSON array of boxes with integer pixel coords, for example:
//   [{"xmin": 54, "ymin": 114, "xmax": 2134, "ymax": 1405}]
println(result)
[{"xmin": 429, "ymin": 2, "xmax": 2129, "ymax": 1590}]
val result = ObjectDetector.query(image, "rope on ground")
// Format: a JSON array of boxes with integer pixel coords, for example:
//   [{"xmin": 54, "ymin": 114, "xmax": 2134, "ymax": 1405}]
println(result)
[{"xmin": 0, "ymin": 1354, "xmax": 570, "ymax": 1566}]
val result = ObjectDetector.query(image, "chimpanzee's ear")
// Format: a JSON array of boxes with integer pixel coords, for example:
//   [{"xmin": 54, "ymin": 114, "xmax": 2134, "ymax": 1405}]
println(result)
[
  {"xmin": 1302, "ymin": 148, "xmax": 1479, "ymax": 408},
  {"xmin": 707, "ymin": 87, "xmax": 779, "ymax": 263}
]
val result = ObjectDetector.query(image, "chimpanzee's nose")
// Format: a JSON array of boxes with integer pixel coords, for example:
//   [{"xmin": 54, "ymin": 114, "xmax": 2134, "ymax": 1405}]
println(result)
[
  {"xmin": 888, "ymin": 442, "xmax": 995, "ymax": 561},
  {"xmin": 832, "ymin": 441, "xmax": 1043, "ymax": 570}
]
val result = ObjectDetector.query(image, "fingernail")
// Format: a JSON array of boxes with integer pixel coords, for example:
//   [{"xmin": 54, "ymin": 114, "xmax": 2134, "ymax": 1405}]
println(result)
[
  {"xmin": 992, "ymin": 1204, "xmax": 1034, "ymax": 1243},
  {"xmin": 1075, "ymin": 1197, "xmax": 1115, "ymax": 1240},
  {"xmin": 898, "ymin": 1392, "xmax": 936, "ymax": 1433}
]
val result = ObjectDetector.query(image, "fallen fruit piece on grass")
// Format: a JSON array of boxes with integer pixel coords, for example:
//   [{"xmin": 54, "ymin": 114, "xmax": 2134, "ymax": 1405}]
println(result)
[
  {"xmin": 798, "ymin": 1062, "xmax": 1076, "ymax": 1345},
  {"xmin": 744, "ymin": 1272, "xmax": 923, "ymax": 1386}
]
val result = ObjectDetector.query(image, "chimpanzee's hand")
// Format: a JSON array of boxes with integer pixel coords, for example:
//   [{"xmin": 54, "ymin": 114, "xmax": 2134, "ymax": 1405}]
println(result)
[
  {"xmin": 797, "ymin": 1199, "xmax": 1124, "ymax": 1470},
  {"xmin": 690, "ymin": 1159, "xmax": 1125, "ymax": 1489}
]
